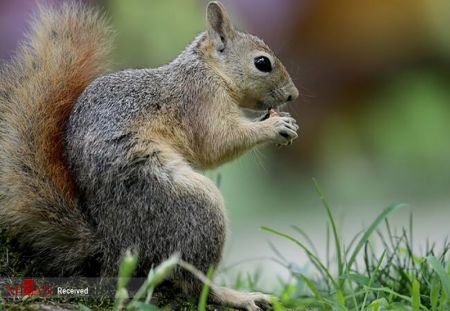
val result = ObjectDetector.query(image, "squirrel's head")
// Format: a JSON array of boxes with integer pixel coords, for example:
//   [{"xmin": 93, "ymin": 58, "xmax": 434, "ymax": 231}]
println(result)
[{"xmin": 204, "ymin": 1, "xmax": 299, "ymax": 111}]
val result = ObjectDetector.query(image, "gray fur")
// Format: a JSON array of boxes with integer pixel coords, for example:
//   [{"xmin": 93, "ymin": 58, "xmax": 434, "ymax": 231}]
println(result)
[{"xmin": 64, "ymin": 33, "xmax": 227, "ymax": 280}]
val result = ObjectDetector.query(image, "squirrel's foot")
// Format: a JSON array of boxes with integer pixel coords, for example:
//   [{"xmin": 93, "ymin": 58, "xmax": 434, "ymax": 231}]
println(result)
[{"xmin": 212, "ymin": 286, "xmax": 272, "ymax": 311}]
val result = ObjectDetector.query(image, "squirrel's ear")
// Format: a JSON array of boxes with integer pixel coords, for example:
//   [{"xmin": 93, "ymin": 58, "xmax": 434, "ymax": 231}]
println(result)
[{"xmin": 206, "ymin": 1, "xmax": 236, "ymax": 53}]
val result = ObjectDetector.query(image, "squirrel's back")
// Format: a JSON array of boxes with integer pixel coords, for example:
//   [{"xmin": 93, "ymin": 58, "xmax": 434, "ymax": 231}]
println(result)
[{"xmin": 0, "ymin": 2, "xmax": 112, "ymax": 274}]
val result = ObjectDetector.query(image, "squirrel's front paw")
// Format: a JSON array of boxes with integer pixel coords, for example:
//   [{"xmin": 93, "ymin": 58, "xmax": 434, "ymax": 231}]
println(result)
[{"xmin": 262, "ymin": 114, "xmax": 299, "ymax": 145}]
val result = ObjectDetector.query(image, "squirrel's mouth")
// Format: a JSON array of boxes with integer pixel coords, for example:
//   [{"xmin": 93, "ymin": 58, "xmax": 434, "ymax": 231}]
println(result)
[
  {"xmin": 257, "ymin": 92, "xmax": 289, "ymax": 109},
  {"xmin": 269, "ymin": 102, "xmax": 288, "ymax": 113},
  {"xmin": 267, "ymin": 106, "xmax": 279, "ymax": 114},
  {"xmin": 256, "ymin": 100, "xmax": 281, "ymax": 111},
  {"xmin": 269, "ymin": 106, "xmax": 280, "ymax": 112}
]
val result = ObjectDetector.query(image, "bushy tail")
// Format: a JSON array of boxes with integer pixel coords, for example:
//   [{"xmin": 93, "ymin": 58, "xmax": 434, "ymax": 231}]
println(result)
[{"xmin": 0, "ymin": 3, "xmax": 113, "ymax": 274}]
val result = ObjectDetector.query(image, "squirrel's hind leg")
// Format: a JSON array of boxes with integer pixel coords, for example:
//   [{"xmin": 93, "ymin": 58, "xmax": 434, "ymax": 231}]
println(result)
[
  {"xmin": 137, "ymin": 148, "xmax": 273, "ymax": 310},
  {"xmin": 165, "ymin": 163, "xmax": 273, "ymax": 309}
]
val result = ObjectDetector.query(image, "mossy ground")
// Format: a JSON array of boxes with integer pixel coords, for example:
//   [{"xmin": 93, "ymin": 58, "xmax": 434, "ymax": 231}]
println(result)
[{"xmin": 0, "ymin": 230, "xmax": 234, "ymax": 310}]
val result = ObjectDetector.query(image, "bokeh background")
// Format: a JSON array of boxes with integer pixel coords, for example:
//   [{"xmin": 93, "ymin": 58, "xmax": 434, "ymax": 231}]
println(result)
[{"xmin": 1, "ymin": 0, "xmax": 450, "ymax": 289}]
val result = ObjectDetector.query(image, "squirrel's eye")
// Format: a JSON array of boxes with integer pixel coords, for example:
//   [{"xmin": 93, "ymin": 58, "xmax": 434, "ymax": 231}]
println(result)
[{"xmin": 254, "ymin": 56, "xmax": 272, "ymax": 73}]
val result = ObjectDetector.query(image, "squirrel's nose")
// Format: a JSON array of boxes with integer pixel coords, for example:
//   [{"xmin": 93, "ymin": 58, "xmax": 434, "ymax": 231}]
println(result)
[{"xmin": 286, "ymin": 85, "xmax": 299, "ymax": 102}]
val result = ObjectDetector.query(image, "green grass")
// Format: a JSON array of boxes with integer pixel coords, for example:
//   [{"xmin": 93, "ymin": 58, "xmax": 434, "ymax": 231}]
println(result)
[
  {"xmin": 1, "ymin": 182, "xmax": 449, "ymax": 310},
  {"xmin": 255, "ymin": 182, "xmax": 450, "ymax": 311}
]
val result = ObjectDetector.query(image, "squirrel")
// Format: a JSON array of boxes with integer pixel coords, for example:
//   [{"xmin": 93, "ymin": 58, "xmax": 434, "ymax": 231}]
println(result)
[{"xmin": 0, "ymin": 1, "xmax": 299, "ymax": 310}]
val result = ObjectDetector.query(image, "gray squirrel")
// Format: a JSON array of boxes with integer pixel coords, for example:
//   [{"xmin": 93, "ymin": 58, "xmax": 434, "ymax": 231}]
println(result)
[{"xmin": 0, "ymin": 1, "xmax": 299, "ymax": 309}]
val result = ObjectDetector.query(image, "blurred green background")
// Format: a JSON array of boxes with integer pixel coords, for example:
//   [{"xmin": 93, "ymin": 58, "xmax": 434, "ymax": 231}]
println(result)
[{"xmin": 1, "ymin": 0, "xmax": 449, "ymax": 288}]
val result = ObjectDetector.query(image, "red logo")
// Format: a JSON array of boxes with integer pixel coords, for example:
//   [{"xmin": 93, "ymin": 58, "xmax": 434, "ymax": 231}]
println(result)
[{"xmin": 4, "ymin": 279, "xmax": 53, "ymax": 298}]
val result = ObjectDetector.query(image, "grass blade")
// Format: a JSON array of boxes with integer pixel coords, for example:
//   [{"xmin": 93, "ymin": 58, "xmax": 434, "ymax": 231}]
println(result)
[
  {"xmin": 291, "ymin": 225, "xmax": 320, "ymax": 257},
  {"xmin": 262, "ymin": 226, "xmax": 338, "ymax": 289},
  {"xmin": 335, "ymin": 289, "xmax": 348, "ymax": 311},
  {"xmin": 301, "ymin": 274, "xmax": 322, "ymax": 299},
  {"xmin": 428, "ymin": 256, "xmax": 450, "ymax": 297},
  {"xmin": 411, "ymin": 275, "xmax": 421, "ymax": 311},
  {"xmin": 365, "ymin": 286, "xmax": 429, "ymax": 310},
  {"xmin": 128, "ymin": 254, "xmax": 179, "ymax": 309},
  {"xmin": 430, "ymin": 277, "xmax": 441, "ymax": 311},
  {"xmin": 360, "ymin": 251, "xmax": 386, "ymax": 311},
  {"xmin": 313, "ymin": 179, "xmax": 343, "ymax": 282},
  {"xmin": 347, "ymin": 203, "xmax": 405, "ymax": 271},
  {"xmin": 198, "ymin": 267, "xmax": 214, "ymax": 311},
  {"xmin": 114, "ymin": 250, "xmax": 138, "ymax": 311}
]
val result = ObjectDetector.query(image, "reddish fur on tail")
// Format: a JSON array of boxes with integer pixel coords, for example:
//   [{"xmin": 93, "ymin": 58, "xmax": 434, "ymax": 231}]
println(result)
[{"xmin": 0, "ymin": 2, "xmax": 112, "ymax": 274}]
